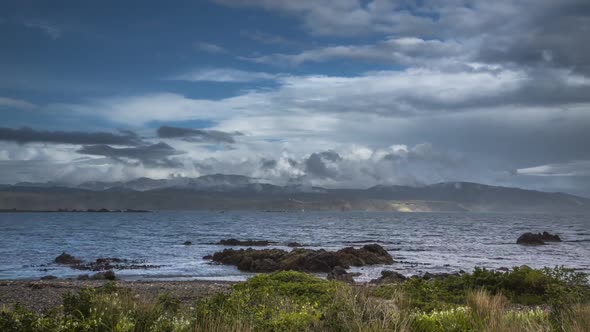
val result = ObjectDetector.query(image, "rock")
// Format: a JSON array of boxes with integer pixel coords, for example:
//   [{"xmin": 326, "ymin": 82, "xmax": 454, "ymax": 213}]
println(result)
[
  {"xmin": 183, "ymin": 241, "xmax": 193, "ymax": 246},
  {"xmin": 91, "ymin": 270, "xmax": 116, "ymax": 280},
  {"xmin": 287, "ymin": 242, "xmax": 303, "ymax": 247},
  {"xmin": 77, "ymin": 274, "xmax": 90, "ymax": 280},
  {"xmin": 422, "ymin": 272, "xmax": 460, "ymax": 280},
  {"xmin": 71, "ymin": 257, "xmax": 161, "ymax": 271},
  {"xmin": 40, "ymin": 275, "xmax": 58, "ymax": 280},
  {"xmin": 205, "ymin": 244, "xmax": 394, "ymax": 273},
  {"xmin": 104, "ymin": 270, "xmax": 116, "ymax": 280},
  {"xmin": 540, "ymin": 231, "xmax": 561, "ymax": 242},
  {"xmin": 218, "ymin": 239, "xmax": 275, "ymax": 246},
  {"xmin": 327, "ymin": 266, "xmax": 355, "ymax": 283},
  {"xmin": 370, "ymin": 270, "xmax": 407, "ymax": 284},
  {"xmin": 517, "ymin": 231, "xmax": 562, "ymax": 245},
  {"xmin": 54, "ymin": 252, "xmax": 82, "ymax": 265}
]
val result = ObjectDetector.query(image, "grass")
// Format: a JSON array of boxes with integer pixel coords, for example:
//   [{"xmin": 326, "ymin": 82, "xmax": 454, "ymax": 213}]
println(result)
[{"xmin": 1, "ymin": 267, "xmax": 589, "ymax": 331}]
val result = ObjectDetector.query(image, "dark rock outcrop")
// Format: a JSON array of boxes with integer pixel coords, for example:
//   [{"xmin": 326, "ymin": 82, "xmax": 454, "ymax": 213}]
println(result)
[
  {"xmin": 287, "ymin": 242, "xmax": 303, "ymax": 247},
  {"xmin": 370, "ymin": 270, "xmax": 407, "ymax": 284},
  {"xmin": 218, "ymin": 239, "xmax": 275, "ymax": 246},
  {"xmin": 70, "ymin": 257, "xmax": 161, "ymax": 271},
  {"xmin": 517, "ymin": 231, "xmax": 562, "ymax": 245},
  {"xmin": 91, "ymin": 270, "xmax": 116, "ymax": 280},
  {"xmin": 421, "ymin": 272, "xmax": 461, "ymax": 280},
  {"xmin": 54, "ymin": 252, "xmax": 82, "ymax": 265},
  {"xmin": 205, "ymin": 244, "xmax": 393, "ymax": 273},
  {"xmin": 183, "ymin": 241, "xmax": 193, "ymax": 246},
  {"xmin": 40, "ymin": 275, "xmax": 58, "ymax": 280},
  {"xmin": 327, "ymin": 266, "xmax": 355, "ymax": 283},
  {"xmin": 72, "ymin": 257, "xmax": 160, "ymax": 271},
  {"xmin": 540, "ymin": 231, "xmax": 561, "ymax": 242}
]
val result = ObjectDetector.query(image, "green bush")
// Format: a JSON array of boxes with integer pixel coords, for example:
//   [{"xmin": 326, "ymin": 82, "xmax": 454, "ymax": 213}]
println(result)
[
  {"xmin": 197, "ymin": 271, "xmax": 336, "ymax": 331},
  {"xmin": 0, "ymin": 268, "xmax": 588, "ymax": 332},
  {"xmin": 374, "ymin": 266, "xmax": 589, "ymax": 312}
]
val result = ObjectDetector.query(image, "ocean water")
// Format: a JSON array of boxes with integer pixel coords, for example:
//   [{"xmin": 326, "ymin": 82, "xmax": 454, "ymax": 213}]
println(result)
[{"xmin": 0, "ymin": 211, "xmax": 588, "ymax": 281}]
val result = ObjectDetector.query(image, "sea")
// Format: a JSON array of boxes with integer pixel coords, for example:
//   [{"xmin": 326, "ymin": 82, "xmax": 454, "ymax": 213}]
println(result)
[{"xmin": 0, "ymin": 211, "xmax": 588, "ymax": 281}]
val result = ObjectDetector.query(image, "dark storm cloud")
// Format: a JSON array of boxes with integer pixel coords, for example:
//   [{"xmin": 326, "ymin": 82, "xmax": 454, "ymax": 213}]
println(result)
[
  {"xmin": 304, "ymin": 151, "xmax": 341, "ymax": 178},
  {"xmin": 475, "ymin": 1, "xmax": 590, "ymax": 74},
  {"xmin": 260, "ymin": 158, "xmax": 277, "ymax": 169},
  {"xmin": 157, "ymin": 126, "xmax": 238, "ymax": 144},
  {"xmin": 0, "ymin": 127, "xmax": 142, "ymax": 145},
  {"xmin": 77, "ymin": 142, "xmax": 183, "ymax": 167}
]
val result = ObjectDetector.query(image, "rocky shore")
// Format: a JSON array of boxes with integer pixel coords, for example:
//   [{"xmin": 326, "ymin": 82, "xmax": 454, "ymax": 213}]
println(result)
[
  {"xmin": 2, "ymin": 231, "xmax": 569, "ymax": 314},
  {"xmin": 0, "ymin": 279, "xmax": 233, "ymax": 313}
]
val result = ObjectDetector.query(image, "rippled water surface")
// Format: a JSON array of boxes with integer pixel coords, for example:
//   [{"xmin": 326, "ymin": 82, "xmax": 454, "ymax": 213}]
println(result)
[{"xmin": 0, "ymin": 211, "xmax": 588, "ymax": 281}]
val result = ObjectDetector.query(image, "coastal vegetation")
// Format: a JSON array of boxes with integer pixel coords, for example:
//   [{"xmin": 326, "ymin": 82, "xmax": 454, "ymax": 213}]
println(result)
[{"xmin": 1, "ymin": 267, "xmax": 588, "ymax": 331}]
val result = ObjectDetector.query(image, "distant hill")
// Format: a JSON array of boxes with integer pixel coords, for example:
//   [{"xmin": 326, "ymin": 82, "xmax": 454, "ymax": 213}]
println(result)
[{"xmin": 0, "ymin": 175, "xmax": 589, "ymax": 213}]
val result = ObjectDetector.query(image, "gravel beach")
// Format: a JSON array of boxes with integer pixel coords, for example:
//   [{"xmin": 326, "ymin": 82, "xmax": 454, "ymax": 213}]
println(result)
[{"xmin": 0, "ymin": 279, "xmax": 234, "ymax": 313}]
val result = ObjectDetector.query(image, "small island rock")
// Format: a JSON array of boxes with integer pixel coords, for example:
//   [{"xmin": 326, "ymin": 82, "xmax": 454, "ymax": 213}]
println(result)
[
  {"xmin": 517, "ymin": 231, "xmax": 561, "ymax": 245},
  {"xmin": 205, "ymin": 243, "xmax": 393, "ymax": 273},
  {"xmin": 54, "ymin": 252, "xmax": 82, "ymax": 265}
]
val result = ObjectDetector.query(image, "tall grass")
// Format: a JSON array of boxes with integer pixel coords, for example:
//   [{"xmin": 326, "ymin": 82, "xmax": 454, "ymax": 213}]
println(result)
[{"xmin": 1, "ymin": 270, "xmax": 589, "ymax": 331}]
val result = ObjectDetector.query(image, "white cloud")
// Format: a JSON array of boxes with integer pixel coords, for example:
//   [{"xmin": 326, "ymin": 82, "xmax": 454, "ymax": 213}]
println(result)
[
  {"xmin": 23, "ymin": 20, "xmax": 62, "ymax": 39},
  {"xmin": 243, "ymin": 37, "xmax": 469, "ymax": 67},
  {"xmin": 195, "ymin": 42, "xmax": 227, "ymax": 54},
  {"xmin": 171, "ymin": 68, "xmax": 278, "ymax": 82},
  {"xmin": 517, "ymin": 160, "xmax": 590, "ymax": 177},
  {"xmin": 0, "ymin": 97, "xmax": 36, "ymax": 110}
]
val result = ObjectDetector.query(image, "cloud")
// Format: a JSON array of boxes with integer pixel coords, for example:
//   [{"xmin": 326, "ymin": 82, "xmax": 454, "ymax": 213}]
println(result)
[
  {"xmin": 66, "ymin": 65, "xmax": 590, "ymax": 128},
  {"xmin": 195, "ymin": 42, "xmax": 227, "ymax": 54},
  {"xmin": 77, "ymin": 142, "xmax": 183, "ymax": 168},
  {"xmin": 240, "ymin": 30, "xmax": 307, "ymax": 48},
  {"xmin": 171, "ymin": 68, "xmax": 277, "ymax": 82},
  {"xmin": 517, "ymin": 160, "xmax": 590, "ymax": 177},
  {"xmin": 0, "ymin": 97, "xmax": 36, "ymax": 110},
  {"xmin": 157, "ymin": 125, "xmax": 238, "ymax": 143},
  {"xmin": 304, "ymin": 150, "xmax": 342, "ymax": 178},
  {"xmin": 244, "ymin": 37, "xmax": 467, "ymax": 67},
  {"xmin": 0, "ymin": 127, "xmax": 143, "ymax": 145},
  {"xmin": 213, "ymin": 0, "xmax": 372, "ymax": 36},
  {"xmin": 23, "ymin": 20, "xmax": 62, "ymax": 39},
  {"xmin": 260, "ymin": 158, "xmax": 277, "ymax": 169},
  {"xmin": 220, "ymin": 0, "xmax": 590, "ymax": 75}
]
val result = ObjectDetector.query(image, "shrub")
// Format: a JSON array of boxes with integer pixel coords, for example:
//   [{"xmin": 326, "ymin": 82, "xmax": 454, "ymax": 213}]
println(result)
[
  {"xmin": 0, "ymin": 268, "xmax": 588, "ymax": 331},
  {"xmin": 197, "ymin": 271, "xmax": 335, "ymax": 331},
  {"xmin": 374, "ymin": 266, "xmax": 589, "ymax": 312}
]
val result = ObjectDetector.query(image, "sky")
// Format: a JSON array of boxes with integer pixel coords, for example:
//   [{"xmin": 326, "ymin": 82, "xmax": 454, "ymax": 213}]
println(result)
[{"xmin": 1, "ymin": 0, "xmax": 589, "ymax": 196}]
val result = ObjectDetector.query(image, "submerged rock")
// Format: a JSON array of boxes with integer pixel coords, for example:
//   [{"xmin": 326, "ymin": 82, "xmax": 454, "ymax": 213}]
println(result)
[
  {"xmin": 287, "ymin": 242, "xmax": 303, "ymax": 247},
  {"xmin": 370, "ymin": 270, "xmax": 407, "ymax": 284},
  {"xmin": 54, "ymin": 252, "xmax": 82, "ymax": 265},
  {"xmin": 218, "ymin": 239, "xmax": 275, "ymax": 246},
  {"xmin": 517, "ymin": 232, "xmax": 561, "ymax": 245},
  {"xmin": 57, "ymin": 257, "xmax": 161, "ymax": 271},
  {"xmin": 205, "ymin": 244, "xmax": 394, "ymax": 273},
  {"xmin": 75, "ymin": 257, "xmax": 160, "ymax": 271}
]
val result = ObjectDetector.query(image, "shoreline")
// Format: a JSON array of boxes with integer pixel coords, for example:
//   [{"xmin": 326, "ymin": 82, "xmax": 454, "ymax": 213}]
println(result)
[{"xmin": 0, "ymin": 279, "xmax": 235, "ymax": 313}]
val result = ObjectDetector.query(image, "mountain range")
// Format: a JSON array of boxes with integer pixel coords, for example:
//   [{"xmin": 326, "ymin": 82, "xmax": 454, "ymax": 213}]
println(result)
[{"xmin": 1, "ymin": 174, "xmax": 589, "ymax": 214}]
